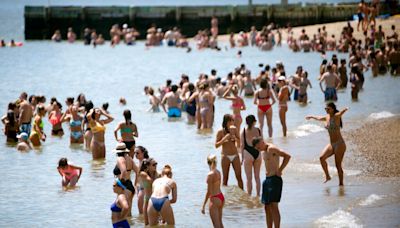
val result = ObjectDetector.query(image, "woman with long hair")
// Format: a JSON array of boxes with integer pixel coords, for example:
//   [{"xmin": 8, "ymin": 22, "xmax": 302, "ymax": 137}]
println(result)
[
  {"xmin": 138, "ymin": 158, "xmax": 159, "ymax": 225},
  {"xmin": 135, "ymin": 146, "xmax": 150, "ymax": 214},
  {"xmin": 201, "ymin": 154, "xmax": 224, "ymax": 228},
  {"xmin": 114, "ymin": 109, "xmax": 138, "ymax": 154},
  {"xmin": 61, "ymin": 105, "xmax": 84, "ymax": 144},
  {"xmin": 215, "ymin": 114, "xmax": 243, "ymax": 189},
  {"xmin": 83, "ymin": 101, "xmax": 94, "ymax": 150},
  {"xmin": 86, "ymin": 108, "xmax": 113, "ymax": 159},
  {"xmin": 48, "ymin": 101, "xmax": 64, "ymax": 136},
  {"xmin": 240, "ymin": 115, "xmax": 262, "ymax": 196},
  {"xmin": 223, "ymin": 84, "xmax": 246, "ymax": 130},
  {"xmin": 29, "ymin": 105, "xmax": 47, "ymax": 146},
  {"xmin": 306, "ymin": 103, "xmax": 348, "ymax": 185},
  {"xmin": 254, "ymin": 79, "xmax": 276, "ymax": 137}
]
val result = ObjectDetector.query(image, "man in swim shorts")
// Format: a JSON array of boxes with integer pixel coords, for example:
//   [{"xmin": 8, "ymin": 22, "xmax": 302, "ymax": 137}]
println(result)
[
  {"xmin": 253, "ymin": 137, "xmax": 291, "ymax": 228},
  {"xmin": 18, "ymin": 92, "xmax": 33, "ymax": 136},
  {"xmin": 161, "ymin": 84, "xmax": 182, "ymax": 118},
  {"xmin": 319, "ymin": 65, "xmax": 341, "ymax": 102}
]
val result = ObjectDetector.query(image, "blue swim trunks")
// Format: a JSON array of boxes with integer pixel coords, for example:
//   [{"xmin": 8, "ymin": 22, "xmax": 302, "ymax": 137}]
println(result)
[
  {"xmin": 324, "ymin": 87, "xmax": 337, "ymax": 101},
  {"xmin": 20, "ymin": 123, "xmax": 31, "ymax": 136},
  {"xmin": 261, "ymin": 175, "xmax": 283, "ymax": 205},
  {"xmin": 113, "ymin": 220, "xmax": 130, "ymax": 228},
  {"xmin": 168, "ymin": 107, "xmax": 181, "ymax": 118}
]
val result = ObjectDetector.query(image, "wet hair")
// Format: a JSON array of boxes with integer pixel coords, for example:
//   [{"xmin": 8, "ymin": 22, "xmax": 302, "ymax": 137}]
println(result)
[
  {"xmin": 222, "ymin": 114, "xmax": 233, "ymax": 133},
  {"xmin": 136, "ymin": 146, "xmax": 149, "ymax": 159},
  {"xmin": 322, "ymin": 59, "xmax": 328, "ymax": 65},
  {"xmin": 181, "ymin": 74, "xmax": 189, "ymax": 81},
  {"xmin": 188, "ymin": 83, "xmax": 195, "ymax": 92},
  {"xmin": 252, "ymin": 136, "xmax": 263, "ymax": 147},
  {"xmin": 216, "ymin": 77, "xmax": 221, "ymax": 83},
  {"xmin": 148, "ymin": 87, "xmax": 154, "ymax": 95},
  {"xmin": 171, "ymin": 85, "xmax": 178, "ymax": 93},
  {"xmin": 166, "ymin": 80, "xmax": 172, "ymax": 86},
  {"xmin": 340, "ymin": 59, "xmax": 346, "ymax": 64},
  {"xmin": 55, "ymin": 101, "xmax": 62, "ymax": 110},
  {"xmin": 326, "ymin": 102, "xmax": 343, "ymax": 128},
  {"xmin": 264, "ymin": 65, "xmax": 270, "ymax": 71},
  {"xmin": 66, "ymin": 97, "xmax": 74, "ymax": 105},
  {"xmin": 140, "ymin": 158, "xmax": 156, "ymax": 173},
  {"xmin": 102, "ymin": 102, "xmax": 109, "ymax": 111},
  {"xmin": 50, "ymin": 97, "xmax": 57, "ymax": 105},
  {"xmin": 77, "ymin": 93, "xmax": 86, "ymax": 106},
  {"xmin": 123, "ymin": 109, "xmax": 132, "ymax": 125},
  {"xmin": 7, "ymin": 110, "xmax": 16, "ymax": 126},
  {"xmin": 84, "ymin": 101, "xmax": 93, "ymax": 113},
  {"xmin": 162, "ymin": 165, "xmax": 173, "ymax": 178},
  {"xmin": 58, "ymin": 158, "xmax": 68, "ymax": 168},
  {"xmin": 37, "ymin": 105, "xmax": 45, "ymax": 114},
  {"xmin": 20, "ymin": 92, "xmax": 28, "ymax": 100},
  {"xmin": 245, "ymin": 115, "xmax": 256, "ymax": 129},
  {"xmin": 211, "ymin": 69, "xmax": 217, "ymax": 75},
  {"xmin": 207, "ymin": 154, "xmax": 217, "ymax": 166},
  {"xmin": 260, "ymin": 79, "xmax": 269, "ymax": 89},
  {"xmin": 28, "ymin": 95, "xmax": 36, "ymax": 104},
  {"xmin": 91, "ymin": 108, "xmax": 100, "ymax": 119},
  {"xmin": 8, "ymin": 102, "xmax": 16, "ymax": 111}
]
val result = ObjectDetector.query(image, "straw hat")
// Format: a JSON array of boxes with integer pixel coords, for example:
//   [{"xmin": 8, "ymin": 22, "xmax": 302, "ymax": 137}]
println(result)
[{"xmin": 112, "ymin": 142, "xmax": 129, "ymax": 153}]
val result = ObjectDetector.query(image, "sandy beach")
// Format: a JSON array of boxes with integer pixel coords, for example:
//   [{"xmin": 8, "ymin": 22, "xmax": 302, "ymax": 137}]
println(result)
[{"xmin": 345, "ymin": 116, "xmax": 400, "ymax": 177}]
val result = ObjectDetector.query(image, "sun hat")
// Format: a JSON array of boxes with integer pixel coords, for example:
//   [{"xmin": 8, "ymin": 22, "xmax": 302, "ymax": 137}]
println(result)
[
  {"xmin": 112, "ymin": 142, "xmax": 129, "ymax": 153},
  {"xmin": 17, "ymin": 132, "xmax": 29, "ymax": 141}
]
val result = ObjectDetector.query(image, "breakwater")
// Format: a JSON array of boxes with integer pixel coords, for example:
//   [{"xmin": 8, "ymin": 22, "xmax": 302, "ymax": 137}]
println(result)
[{"xmin": 24, "ymin": 2, "xmax": 399, "ymax": 40}]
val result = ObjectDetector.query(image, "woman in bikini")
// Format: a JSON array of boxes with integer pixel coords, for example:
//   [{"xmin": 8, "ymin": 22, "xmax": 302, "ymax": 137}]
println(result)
[
  {"xmin": 87, "ymin": 108, "xmax": 114, "ymax": 159},
  {"xmin": 83, "ymin": 101, "xmax": 94, "ymax": 150},
  {"xmin": 114, "ymin": 109, "xmax": 138, "ymax": 155},
  {"xmin": 29, "ymin": 105, "xmax": 47, "ymax": 147},
  {"xmin": 135, "ymin": 146, "xmax": 150, "ymax": 214},
  {"xmin": 254, "ymin": 79, "xmax": 276, "ymax": 137},
  {"xmin": 111, "ymin": 179, "xmax": 130, "ymax": 228},
  {"xmin": 61, "ymin": 105, "xmax": 84, "ymax": 144},
  {"xmin": 240, "ymin": 115, "xmax": 262, "ymax": 196},
  {"xmin": 183, "ymin": 83, "xmax": 197, "ymax": 124},
  {"xmin": 113, "ymin": 142, "xmax": 138, "ymax": 217},
  {"xmin": 278, "ymin": 76, "xmax": 289, "ymax": 137},
  {"xmin": 148, "ymin": 165, "xmax": 177, "ymax": 226},
  {"xmin": 306, "ymin": 103, "xmax": 348, "ymax": 186},
  {"xmin": 48, "ymin": 101, "xmax": 64, "ymax": 136},
  {"xmin": 223, "ymin": 84, "xmax": 246, "ymax": 130},
  {"xmin": 191, "ymin": 83, "xmax": 213, "ymax": 129},
  {"xmin": 138, "ymin": 158, "xmax": 159, "ymax": 225},
  {"xmin": 57, "ymin": 157, "xmax": 82, "ymax": 188},
  {"xmin": 201, "ymin": 154, "xmax": 224, "ymax": 228},
  {"xmin": 241, "ymin": 73, "xmax": 256, "ymax": 97},
  {"xmin": 215, "ymin": 114, "xmax": 243, "ymax": 189}
]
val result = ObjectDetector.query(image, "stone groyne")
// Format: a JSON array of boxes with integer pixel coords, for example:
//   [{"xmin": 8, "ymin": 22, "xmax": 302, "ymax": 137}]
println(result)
[{"xmin": 24, "ymin": 2, "xmax": 399, "ymax": 40}]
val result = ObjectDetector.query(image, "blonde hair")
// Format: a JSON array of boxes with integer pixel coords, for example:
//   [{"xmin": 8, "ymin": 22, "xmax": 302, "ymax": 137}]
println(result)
[
  {"xmin": 207, "ymin": 154, "xmax": 217, "ymax": 166},
  {"xmin": 162, "ymin": 164, "xmax": 173, "ymax": 178}
]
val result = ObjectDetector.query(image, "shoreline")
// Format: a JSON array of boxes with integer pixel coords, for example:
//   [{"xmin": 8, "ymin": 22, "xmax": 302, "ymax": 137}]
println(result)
[{"xmin": 344, "ymin": 116, "xmax": 400, "ymax": 178}]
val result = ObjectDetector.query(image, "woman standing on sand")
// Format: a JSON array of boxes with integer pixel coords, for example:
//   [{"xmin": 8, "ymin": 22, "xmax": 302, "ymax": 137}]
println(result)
[
  {"xmin": 306, "ymin": 103, "xmax": 348, "ymax": 186},
  {"xmin": 201, "ymin": 154, "xmax": 224, "ymax": 228}
]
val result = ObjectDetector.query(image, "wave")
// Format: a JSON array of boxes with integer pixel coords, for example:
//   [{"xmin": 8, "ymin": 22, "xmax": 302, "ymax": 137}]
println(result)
[
  {"xmin": 292, "ymin": 163, "xmax": 361, "ymax": 176},
  {"xmin": 368, "ymin": 111, "xmax": 395, "ymax": 120},
  {"xmin": 359, "ymin": 194, "xmax": 384, "ymax": 206},
  {"xmin": 314, "ymin": 209, "xmax": 363, "ymax": 228},
  {"xmin": 291, "ymin": 124, "xmax": 325, "ymax": 138}
]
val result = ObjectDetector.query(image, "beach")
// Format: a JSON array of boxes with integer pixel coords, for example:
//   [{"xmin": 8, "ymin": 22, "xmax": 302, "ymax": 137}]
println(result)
[{"xmin": 345, "ymin": 116, "xmax": 400, "ymax": 178}]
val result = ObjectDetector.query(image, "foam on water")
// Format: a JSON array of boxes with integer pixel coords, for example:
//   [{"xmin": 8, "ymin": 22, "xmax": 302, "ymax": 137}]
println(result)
[
  {"xmin": 291, "ymin": 124, "xmax": 325, "ymax": 138},
  {"xmin": 314, "ymin": 209, "xmax": 363, "ymax": 228},
  {"xmin": 293, "ymin": 163, "xmax": 361, "ymax": 176},
  {"xmin": 359, "ymin": 194, "xmax": 384, "ymax": 206},
  {"xmin": 368, "ymin": 111, "xmax": 395, "ymax": 120}
]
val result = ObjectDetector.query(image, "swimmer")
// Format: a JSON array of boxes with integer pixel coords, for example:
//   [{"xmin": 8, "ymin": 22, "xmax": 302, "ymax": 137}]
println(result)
[
  {"xmin": 161, "ymin": 85, "xmax": 182, "ymax": 118},
  {"xmin": 223, "ymin": 85, "xmax": 245, "ymax": 130},
  {"xmin": 215, "ymin": 114, "xmax": 243, "ymax": 189},
  {"xmin": 29, "ymin": 105, "xmax": 46, "ymax": 147},
  {"xmin": 18, "ymin": 92, "xmax": 33, "ymax": 136},
  {"xmin": 48, "ymin": 101, "xmax": 64, "ymax": 136},
  {"xmin": 16, "ymin": 132, "xmax": 31, "ymax": 151},
  {"xmin": 319, "ymin": 65, "xmax": 341, "ymax": 102},
  {"xmin": 139, "ymin": 158, "xmax": 159, "ymax": 225},
  {"xmin": 241, "ymin": 115, "xmax": 262, "ymax": 196},
  {"xmin": 114, "ymin": 110, "xmax": 138, "ymax": 155},
  {"xmin": 61, "ymin": 105, "xmax": 84, "ymax": 144},
  {"xmin": 277, "ymin": 76, "xmax": 289, "ymax": 137},
  {"xmin": 57, "ymin": 158, "xmax": 82, "ymax": 187},
  {"xmin": 83, "ymin": 101, "xmax": 94, "ymax": 150},
  {"xmin": 3, "ymin": 110, "xmax": 18, "ymax": 143},
  {"xmin": 111, "ymin": 179, "xmax": 130, "ymax": 228},
  {"xmin": 306, "ymin": 103, "xmax": 348, "ymax": 186},
  {"xmin": 87, "ymin": 108, "xmax": 114, "ymax": 159},
  {"xmin": 134, "ymin": 146, "xmax": 149, "ymax": 214},
  {"xmin": 254, "ymin": 79, "xmax": 276, "ymax": 137},
  {"xmin": 253, "ymin": 137, "xmax": 291, "ymax": 228},
  {"xmin": 183, "ymin": 83, "xmax": 197, "ymax": 124},
  {"xmin": 201, "ymin": 155, "xmax": 224, "ymax": 228},
  {"xmin": 119, "ymin": 97, "xmax": 127, "ymax": 105},
  {"xmin": 147, "ymin": 87, "xmax": 160, "ymax": 112},
  {"xmin": 148, "ymin": 165, "xmax": 177, "ymax": 226}
]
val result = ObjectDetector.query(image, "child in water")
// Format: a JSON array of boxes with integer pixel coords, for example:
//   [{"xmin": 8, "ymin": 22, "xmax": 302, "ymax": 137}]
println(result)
[{"xmin": 57, "ymin": 158, "xmax": 82, "ymax": 187}]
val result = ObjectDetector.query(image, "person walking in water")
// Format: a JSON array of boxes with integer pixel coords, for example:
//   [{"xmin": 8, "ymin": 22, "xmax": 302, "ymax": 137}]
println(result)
[
  {"xmin": 254, "ymin": 79, "xmax": 276, "ymax": 138},
  {"xmin": 253, "ymin": 137, "xmax": 291, "ymax": 228},
  {"xmin": 161, "ymin": 84, "xmax": 182, "ymax": 118},
  {"xmin": 57, "ymin": 158, "xmax": 82, "ymax": 188},
  {"xmin": 201, "ymin": 154, "xmax": 224, "ymax": 228},
  {"xmin": 215, "ymin": 114, "xmax": 243, "ymax": 190},
  {"xmin": 306, "ymin": 103, "xmax": 348, "ymax": 186},
  {"xmin": 223, "ymin": 84, "xmax": 246, "ymax": 130}
]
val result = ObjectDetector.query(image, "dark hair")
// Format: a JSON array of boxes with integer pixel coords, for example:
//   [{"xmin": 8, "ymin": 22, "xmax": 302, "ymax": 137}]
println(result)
[
  {"xmin": 66, "ymin": 97, "xmax": 74, "ymax": 105},
  {"xmin": 222, "ymin": 114, "xmax": 233, "ymax": 133},
  {"xmin": 28, "ymin": 95, "xmax": 36, "ymax": 104},
  {"xmin": 260, "ymin": 79, "xmax": 269, "ymax": 89},
  {"xmin": 252, "ymin": 136, "xmax": 263, "ymax": 147},
  {"xmin": 264, "ymin": 65, "xmax": 270, "ymax": 71},
  {"xmin": 58, "ymin": 158, "xmax": 68, "ymax": 167},
  {"xmin": 123, "ymin": 109, "xmax": 132, "ymax": 125},
  {"xmin": 211, "ymin": 69, "xmax": 216, "ymax": 75},
  {"xmin": 245, "ymin": 115, "xmax": 256, "ymax": 129},
  {"xmin": 56, "ymin": 101, "xmax": 62, "ymax": 110},
  {"xmin": 171, "ymin": 85, "xmax": 178, "ymax": 92},
  {"xmin": 188, "ymin": 83, "xmax": 195, "ymax": 92},
  {"xmin": 326, "ymin": 102, "xmax": 342, "ymax": 128},
  {"xmin": 84, "ymin": 101, "xmax": 94, "ymax": 112},
  {"xmin": 136, "ymin": 146, "xmax": 149, "ymax": 159},
  {"xmin": 166, "ymin": 80, "xmax": 172, "ymax": 86},
  {"xmin": 20, "ymin": 92, "xmax": 28, "ymax": 100},
  {"xmin": 7, "ymin": 110, "xmax": 15, "ymax": 126},
  {"xmin": 322, "ymin": 59, "xmax": 328, "ymax": 65},
  {"xmin": 140, "ymin": 158, "xmax": 155, "ymax": 173},
  {"xmin": 91, "ymin": 108, "xmax": 99, "ymax": 120},
  {"xmin": 8, "ymin": 102, "xmax": 16, "ymax": 111},
  {"xmin": 77, "ymin": 93, "xmax": 86, "ymax": 106},
  {"xmin": 102, "ymin": 102, "xmax": 109, "ymax": 111}
]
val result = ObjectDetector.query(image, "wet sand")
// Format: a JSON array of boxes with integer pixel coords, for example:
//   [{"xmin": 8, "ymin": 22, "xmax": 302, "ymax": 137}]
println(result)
[
  {"xmin": 345, "ymin": 116, "xmax": 400, "ymax": 177},
  {"xmin": 215, "ymin": 16, "xmax": 399, "ymax": 43}
]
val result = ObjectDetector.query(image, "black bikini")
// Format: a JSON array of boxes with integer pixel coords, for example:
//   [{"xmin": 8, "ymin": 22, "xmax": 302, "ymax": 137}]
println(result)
[{"xmin": 244, "ymin": 129, "xmax": 261, "ymax": 160}]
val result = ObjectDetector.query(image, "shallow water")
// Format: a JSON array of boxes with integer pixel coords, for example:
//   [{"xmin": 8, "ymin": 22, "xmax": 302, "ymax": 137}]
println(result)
[{"xmin": 1, "ymin": 2, "xmax": 400, "ymax": 226}]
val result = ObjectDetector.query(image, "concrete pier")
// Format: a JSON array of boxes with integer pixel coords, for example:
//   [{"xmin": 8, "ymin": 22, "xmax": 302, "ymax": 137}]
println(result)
[{"xmin": 24, "ymin": 2, "xmax": 399, "ymax": 40}]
